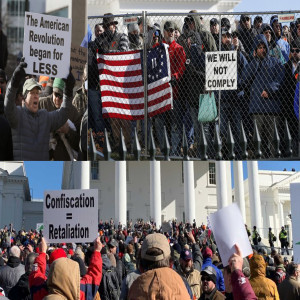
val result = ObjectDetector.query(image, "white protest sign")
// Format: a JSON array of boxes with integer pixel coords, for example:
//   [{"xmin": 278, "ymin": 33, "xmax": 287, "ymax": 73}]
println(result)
[
  {"xmin": 123, "ymin": 16, "xmax": 138, "ymax": 25},
  {"xmin": 290, "ymin": 183, "xmax": 300, "ymax": 263},
  {"xmin": 43, "ymin": 189, "xmax": 98, "ymax": 243},
  {"xmin": 23, "ymin": 12, "xmax": 72, "ymax": 78},
  {"xmin": 205, "ymin": 51, "xmax": 237, "ymax": 91},
  {"xmin": 209, "ymin": 203, "xmax": 252, "ymax": 266},
  {"xmin": 278, "ymin": 14, "xmax": 295, "ymax": 23}
]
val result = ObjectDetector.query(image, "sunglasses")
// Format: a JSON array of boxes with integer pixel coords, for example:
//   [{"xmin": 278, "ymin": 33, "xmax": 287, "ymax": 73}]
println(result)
[
  {"xmin": 243, "ymin": 17, "xmax": 250, "ymax": 22},
  {"xmin": 54, "ymin": 92, "xmax": 63, "ymax": 99},
  {"xmin": 165, "ymin": 28, "xmax": 174, "ymax": 33},
  {"xmin": 201, "ymin": 276, "xmax": 213, "ymax": 282},
  {"xmin": 291, "ymin": 49, "xmax": 300, "ymax": 54}
]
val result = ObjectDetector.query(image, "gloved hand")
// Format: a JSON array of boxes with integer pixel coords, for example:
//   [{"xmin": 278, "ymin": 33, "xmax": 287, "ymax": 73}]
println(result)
[
  {"xmin": 11, "ymin": 57, "xmax": 27, "ymax": 89},
  {"xmin": 170, "ymin": 75, "xmax": 177, "ymax": 86},
  {"xmin": 63, "ymin": 67, "xmax": 75, "ymax": 98}
]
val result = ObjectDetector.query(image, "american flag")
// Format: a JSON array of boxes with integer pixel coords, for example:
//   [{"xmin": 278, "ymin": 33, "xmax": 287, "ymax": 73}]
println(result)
[{"xmin": 97, "ymin": 43, "xmax": 173, "ymax": 120}]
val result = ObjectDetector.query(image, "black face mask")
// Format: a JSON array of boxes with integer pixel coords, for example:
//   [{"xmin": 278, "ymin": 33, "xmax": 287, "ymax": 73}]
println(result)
[
  {"xmin": 129, "ymin": 33, "xmax": 140, "ymax": 45},
  {"xmin": 105, "ymin": 29, "xmax": 114, "ymax": 41}
]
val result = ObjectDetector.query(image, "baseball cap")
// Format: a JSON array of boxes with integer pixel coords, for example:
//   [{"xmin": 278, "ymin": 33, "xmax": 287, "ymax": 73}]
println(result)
[
  {"xmin": 22, "ymin": 78, "xmax": 42, "ymax": 95},
  {"xmin": 180, "ymin": 249, "xmax": 192, "ymax": 261},
  {"xmin": 210, "ymin": 18, "xmax": 219, "ymax": 26},
  {"xmin": 108, "ymin": 239, "xmax": 118, "ymax": 248},
  {"xmin": 141, "ymin": 233, "xmax": 170, "ymax": 262},
  {"xmin": 221, "ymin": 27, "xmax": 231, "ymax": 35},
  {"xmin": 201, "ymin": 266, "xmax": 217, "ymax": 284},
  {"xmin": 164, "ymin": 21, "xmax": 176, "ymax": 31},
  {"xmin": 240, "ymin": 14, "xmax": 251, "ymax": 22}
]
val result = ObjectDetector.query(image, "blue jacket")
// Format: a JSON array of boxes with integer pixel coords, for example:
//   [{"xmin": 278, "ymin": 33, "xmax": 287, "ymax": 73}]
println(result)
[
  {"xmin": 241, "ymin": 34, "xmax": 284, "ymax": 114},
  {"xmin": 201, "ymin": 257, "xmax": 225, "ymax": 292}
]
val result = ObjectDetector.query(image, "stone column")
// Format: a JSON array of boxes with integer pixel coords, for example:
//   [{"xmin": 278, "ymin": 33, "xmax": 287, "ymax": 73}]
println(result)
[
  {"xmin": 115, "ymin": 161, "xmax": 127, "ymax": 227},
  {"xmin": 216, "ymin": 161, "xmax": 228, "ymax": 209},
  {"xmin": 184, "ymin": 161, "xmax": 195, "ymax": 223},
  {"xmin": 278, "ymin": 200, "xmax": 285, "ymax": 228},
  {"xmin": 150, "ymin": 161, "xmax": 161, "ymax": 228},
  {"xmin": 73, "ymin": 161, "xmax": 90, "ymax": 189},
  {"xmin": 247, "ymin": 161, "xmax": 262, "ymax": 235},
  {"xmin": 233, "ymin": 161, "xmax": 246, "ymax": 221}
]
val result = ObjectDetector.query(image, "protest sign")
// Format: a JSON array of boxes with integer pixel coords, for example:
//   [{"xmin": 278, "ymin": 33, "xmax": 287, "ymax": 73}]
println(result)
[
  {"xmin": 36, "ymin": 223, "xmax": 44, "ymax": 232},
  {"xmin": 209, "ymin": 203, "xmax": 252, "ymax": 266},
  {"xmin": 23, "ymin": 12, "xmax": 72, "ymax": 78},
  {"xmin": 278, "ymin": 13, "xmax": 295, "ymax": 23},
  {"xmin": 123, "ymin": 16, "xmax": 138, "ymax": 25},
  {"xmin": 43, "ymin": 189, "xmax": 98, "ymax": 243},
  {"xmin": 290, "ymin": 183, "xmax": 300, "ymax": 263},
  {"xmin": 205, "ymin": 51, "xmax": 237, "ymax": 91},
  {"xmin": 70, "ymin": 43, "xmax": 87, "ymax": 87}
]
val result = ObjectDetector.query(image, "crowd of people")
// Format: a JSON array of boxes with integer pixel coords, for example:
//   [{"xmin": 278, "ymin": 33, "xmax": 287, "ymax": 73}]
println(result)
[
  {"xmin": 0, "ymin": 35, "xmax": 88, "ymax": 161},
  {"xmin": 88, "ymin": 12, "xmax": 300, "ymax": 158},
  {"xmin": 0, "ymin": 220, "xmax": 299, "ymax": 299}
]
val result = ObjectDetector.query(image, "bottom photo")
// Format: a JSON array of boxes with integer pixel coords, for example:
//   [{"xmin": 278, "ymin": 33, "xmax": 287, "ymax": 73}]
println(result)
[{"xmin": 0, "ymin": 160, "xmax": 299, "ymax": 299}]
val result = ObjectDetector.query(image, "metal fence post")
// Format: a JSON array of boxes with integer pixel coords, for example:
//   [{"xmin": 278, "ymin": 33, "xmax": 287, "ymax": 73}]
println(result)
[{"xmin": 143, "ymin": 11, "xmax": 148, "ymax": 156}]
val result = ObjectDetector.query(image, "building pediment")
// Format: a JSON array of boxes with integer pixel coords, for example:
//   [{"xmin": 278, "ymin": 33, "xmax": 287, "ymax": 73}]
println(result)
[
  {"xmin": 0, "ymin": 168, "xmax": 9, "ymax": 176},
  {"xmin": 267, "ymin": 172, "xmax": 300, "ymax": 192}
]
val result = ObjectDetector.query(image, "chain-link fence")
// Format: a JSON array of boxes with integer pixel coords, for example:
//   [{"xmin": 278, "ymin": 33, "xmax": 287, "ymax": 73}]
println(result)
[{"xmin": 88, "ymin": 11, "xmax": 300, "ymax": 160}]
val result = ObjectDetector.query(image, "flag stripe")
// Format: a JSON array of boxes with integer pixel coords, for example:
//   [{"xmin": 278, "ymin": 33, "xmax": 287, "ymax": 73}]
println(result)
[
  {"xmin": 98, "ymin": 43, "xmax": 172, "ymax": 120},
  {"xmin": 101, "ymin": 79, "xmax": 144, "ymax": 88},
  {"xmin": 100, "ymin": 68, "xmax": 143, "ymax": 78}
]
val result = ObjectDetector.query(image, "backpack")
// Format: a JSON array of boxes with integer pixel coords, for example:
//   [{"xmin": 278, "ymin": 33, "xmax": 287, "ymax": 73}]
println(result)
[{"xmin": 98, "ymin": 266, "xmax": 120, "ymax": 300}]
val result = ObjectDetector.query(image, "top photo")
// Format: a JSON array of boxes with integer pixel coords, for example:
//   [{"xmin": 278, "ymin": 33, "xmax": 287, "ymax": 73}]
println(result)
[{"xmin": 1, "ymin": 0, "xmax": 300, "ymax": 161}]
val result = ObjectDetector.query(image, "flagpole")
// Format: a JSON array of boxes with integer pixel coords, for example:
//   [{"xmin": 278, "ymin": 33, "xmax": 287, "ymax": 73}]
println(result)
[{"xmin": 143, "ymin": 11, "xmax": 148, "ymax": 156}]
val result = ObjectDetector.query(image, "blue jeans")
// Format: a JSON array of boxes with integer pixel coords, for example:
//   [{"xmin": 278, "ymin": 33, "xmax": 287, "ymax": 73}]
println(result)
[{"xmin": 88, "ymin": 89, "xmax": 106, "ymax": 133}]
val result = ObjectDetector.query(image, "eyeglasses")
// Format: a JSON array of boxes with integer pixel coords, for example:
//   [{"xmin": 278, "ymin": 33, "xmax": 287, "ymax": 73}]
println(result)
[
  {"xmin": 54, "ymin": 92, "xmax": 63, "ymax": 99},
  {"xmin": 201, "ymin": 276, "xmax": 213, "ymax": 282},
  {"xmin": 291, "ymin": 49, "xmax": 300, "ymax": 54}
]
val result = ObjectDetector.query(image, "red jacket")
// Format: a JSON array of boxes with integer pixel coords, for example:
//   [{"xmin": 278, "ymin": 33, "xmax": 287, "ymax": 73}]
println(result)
[
  {"xmin": 231, "ymin": 269, "xmax": 257, "ymax": 300},
  {"xmin": 163, "ymin": 40, "xmax": 186, "ymax": 100},
  {"xmin": 29, "ymin": 251, "xmax": 102, "ymax": 300}
]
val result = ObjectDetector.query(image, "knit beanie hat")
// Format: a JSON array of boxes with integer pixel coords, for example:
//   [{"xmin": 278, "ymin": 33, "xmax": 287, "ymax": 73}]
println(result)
[
  {"xmin": 49, "ymin": 248, "xmax": 67, "ymax": 265},
  {"xmin": 53, "ymin": 78, "xmax": 65, "ymax": 96}
]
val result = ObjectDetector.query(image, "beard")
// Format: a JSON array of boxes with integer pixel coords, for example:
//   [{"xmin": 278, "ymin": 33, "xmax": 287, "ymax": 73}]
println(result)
[{"xmin": 222, "ymin": 43, "xmax": 232, "ymax": 51}]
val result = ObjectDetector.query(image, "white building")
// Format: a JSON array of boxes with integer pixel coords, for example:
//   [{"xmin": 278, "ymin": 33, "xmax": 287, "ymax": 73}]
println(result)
[
  {"xmin": 0, "ymin": 162, "xmax": 43, "ymax": 231},
  {"xmin": 62, "ymin": 161, "xmax": 297, "ymax": 246}
]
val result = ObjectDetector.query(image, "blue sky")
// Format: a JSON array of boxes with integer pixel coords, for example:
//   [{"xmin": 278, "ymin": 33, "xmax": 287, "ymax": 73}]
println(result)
[
  {"xmin": 234, "ymin": 0, "xmax": 299, "ymax": 12},
  {"xmin": 24, "ymin": 162, "xmax": 63, "ymax": 200}
]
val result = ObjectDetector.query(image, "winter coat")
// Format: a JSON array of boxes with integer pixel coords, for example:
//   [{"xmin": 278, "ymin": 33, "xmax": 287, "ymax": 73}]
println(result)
[
  {"xmin": 241, "ymin": 34, "xmax": 284, "ymax": 115},
  {"xmin": 163, "ymin": 39, "xmax": 186, "ymax": 100},
  {"xmin": 237, "ymin": 25, "xmax": 256, "ymax": 57},
  {"xmin": 120, "ymin": 270, "xmax": 141, "ymax": 300},
  {"xmin": 249, "ymin": 254, "xmax": 279, "ymax": 300},
  {"xmin": 176, "ymin": 266, "xmax": 201, "ymax": 299},
  {"xmin": 0, "ymin": 115, "xmax": 13, "ymax": 160},
  {"xmin": 231, "ymin": 269, "xmax": 257, "ymax": 300},
  {"xmin": 0, "ymin": 256, "xmax": 25, "ymax": 295},
  {"xmin": 127, "ymin": 267, "xmax": 191, "ymax": 300},
  {"xmin": 39, "ymin": 94, "xmax": 81, "ymax": 160},
  {"xmin": 0, "ymin": 31, "xmax": 8, "ymax": 70},
  {"xmin": 202, "ymin": 257, "xmax": 225, "ymax": 292},
  {"xmin": 8, "ymin": 271, "xmax": 31, "ymax": 300},
  {"xmin": 4, "ymin": 83, "xmax": 72, "ymax": 160},
  {"xmin": 29, "ymin": 252, "xmax": 102, "ymax": 300},
  {"xmin": 198, "ymin": 287, "xmax": 226, "ymax": 300},
  {"xmin": 277, "ymin": 276, "xmax": 300, "ymax": 300}
]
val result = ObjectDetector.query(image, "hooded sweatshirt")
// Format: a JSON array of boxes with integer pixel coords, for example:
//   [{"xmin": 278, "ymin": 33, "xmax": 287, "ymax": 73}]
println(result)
[
  {"xmin": 241, "ymin": 34, "xmax": 284, "ymax": 114},
  {"xmin": 249, "ymin": 254, "xmax": 279, "ymax": 300}
]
